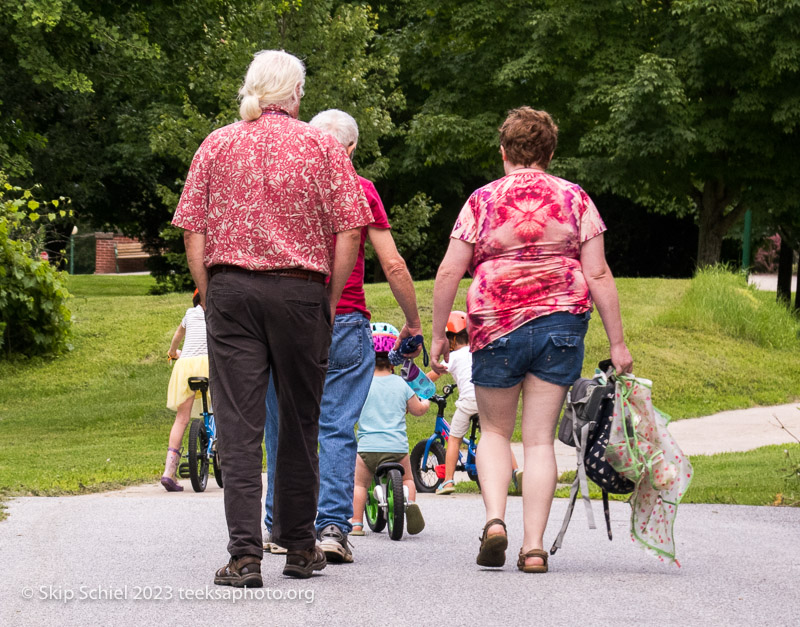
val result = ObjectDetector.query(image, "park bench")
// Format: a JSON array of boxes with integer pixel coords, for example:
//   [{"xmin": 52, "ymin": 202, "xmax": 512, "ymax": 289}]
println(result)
[{"xmin": 114, "ymin": 241, "xmax": 150, "ymax": 273}]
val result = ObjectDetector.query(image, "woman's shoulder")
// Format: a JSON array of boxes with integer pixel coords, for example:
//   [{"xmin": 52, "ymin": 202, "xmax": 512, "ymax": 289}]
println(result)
[
  {"xmin": 470, "ymin": 177, "xmax": 505, "ymax": 199},
  {"xmin": 545, "ymin": 172, "xmax": 586, "ymax": 193}
]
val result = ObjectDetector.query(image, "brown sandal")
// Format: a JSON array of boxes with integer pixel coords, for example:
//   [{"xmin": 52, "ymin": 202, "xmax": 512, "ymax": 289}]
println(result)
[
  {"xmin": 517, "ymin": 548, "xmax": 548, "ymax": 573},
  {"xmin": 476, "ymin": 518, "xmax": 508, "ymax": 567}
]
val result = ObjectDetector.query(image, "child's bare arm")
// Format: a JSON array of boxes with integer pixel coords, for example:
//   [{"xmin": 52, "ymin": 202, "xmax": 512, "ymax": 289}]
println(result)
[
  {"xmin": 427, "ymin": 370, "xmax": 441, "ymax": 382},
  {"xmin": 168, "ymin": 324, "xmax": 185, "ymax": 359},
  {"xmin": 407, "ymin": 396, "xmax": 431, "ymax": 416}
]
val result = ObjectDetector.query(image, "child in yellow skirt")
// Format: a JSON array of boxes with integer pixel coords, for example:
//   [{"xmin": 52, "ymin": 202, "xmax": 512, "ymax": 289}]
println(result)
[{"xmin": 162, "ymin": 289, "xmax": 209, "ymax": 492}]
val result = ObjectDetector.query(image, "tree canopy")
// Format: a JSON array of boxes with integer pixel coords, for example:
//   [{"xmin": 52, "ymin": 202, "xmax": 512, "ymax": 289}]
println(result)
[
  {"xmin": 2, "ymin": 0, "xmax": 798, "ymax": 281},
  {"xmin": 382, "ymin": 0, "xmax": 800, "ymax": 267}
]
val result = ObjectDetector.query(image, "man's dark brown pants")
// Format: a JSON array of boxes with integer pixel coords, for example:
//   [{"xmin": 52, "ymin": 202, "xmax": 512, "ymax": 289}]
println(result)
[{"xmin": 205, "ymin": 267, "xmax": 331, "ymax": 557}]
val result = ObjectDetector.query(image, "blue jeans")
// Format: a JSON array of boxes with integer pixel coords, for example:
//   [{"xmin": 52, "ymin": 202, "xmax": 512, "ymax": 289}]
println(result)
[
  {"xmin": 472, "ymin": 311, "xmax": 590, "ymax": 388},
  {"xmin": 265, "ymin": 312, "xmax": 374, "ymax": 534}
]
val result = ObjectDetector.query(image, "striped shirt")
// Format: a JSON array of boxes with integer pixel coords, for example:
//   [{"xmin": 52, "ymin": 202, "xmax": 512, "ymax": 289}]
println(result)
[{"xmin": 180, "ymin": 306, "xmax": 207, "ymax": 358}]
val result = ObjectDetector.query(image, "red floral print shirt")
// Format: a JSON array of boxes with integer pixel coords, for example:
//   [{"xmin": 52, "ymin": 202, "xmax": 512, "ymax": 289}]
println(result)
[
  {"xmin": 172, "ymin": 109, "xmax": 372, "ymax": 274},
  {"xmin": 451, "ymin": 169, "xmax": 607, "ymax": 351}
]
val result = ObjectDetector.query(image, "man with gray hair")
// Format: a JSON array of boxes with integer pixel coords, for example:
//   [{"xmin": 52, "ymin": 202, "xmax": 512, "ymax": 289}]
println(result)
[
  {"xmin": 173, "ymin": 54, "xmax": 372, "ymax": 584},
  {"xmin": 262, "ymin": 109, "xmax": 423, "ymax": 564}
]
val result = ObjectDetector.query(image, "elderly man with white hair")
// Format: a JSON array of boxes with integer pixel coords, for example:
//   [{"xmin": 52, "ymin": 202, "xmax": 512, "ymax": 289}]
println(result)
[
  {"xmin": 261, "ymin": 109, "xmax": 423, "ymax": 564},
  {"xmin": 173, "ymin": 51, "xmax": 372, "ymax": 584}
]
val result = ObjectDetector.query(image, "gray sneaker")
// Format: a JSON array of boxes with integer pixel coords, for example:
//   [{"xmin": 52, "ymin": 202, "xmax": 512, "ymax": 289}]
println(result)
[
  {"xmin": 317, "ymin": 525, "xmax": 353, "ymax": 563},
  {"xmin": 263, "ymin": 530, "xmax": 288, "ymax": 555}
]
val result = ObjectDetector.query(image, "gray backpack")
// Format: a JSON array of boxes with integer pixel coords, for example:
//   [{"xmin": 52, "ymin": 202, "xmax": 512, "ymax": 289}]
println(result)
[{"xmin": 551, "ymin": 362, "xmax": 634, "ymax": 554}]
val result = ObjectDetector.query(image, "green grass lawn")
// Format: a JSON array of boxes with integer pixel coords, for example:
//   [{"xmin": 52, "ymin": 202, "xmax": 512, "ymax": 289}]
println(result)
[{"xmin": 0, "ymin": 270, "xmax": 799, "ymax": 506}]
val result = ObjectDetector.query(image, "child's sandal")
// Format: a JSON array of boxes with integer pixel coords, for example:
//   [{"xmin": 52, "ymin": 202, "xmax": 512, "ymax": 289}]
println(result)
[
  {"xmin": 476, "ymin": 518, "xmax": 507, "ymax": 567},
  {"xmin": 160, "ymin": 476, "xmax": 184, "ymax": 492},
  {"xmin": 517, "ymin": 548, "xmax": 548, "ymax": 573},
  {"xmin": 435, "ymin": 479, "xmax": 455, "ymax": 495},
  {"xmin": 350, "ymin": 522, "xmax": 365, "ymax": 536}
]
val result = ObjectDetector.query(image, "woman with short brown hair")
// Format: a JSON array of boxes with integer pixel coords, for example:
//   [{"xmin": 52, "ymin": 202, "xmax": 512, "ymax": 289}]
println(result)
[{"xmin": 431, "ymin": 106, "xmax": 633, "ymax": 573}]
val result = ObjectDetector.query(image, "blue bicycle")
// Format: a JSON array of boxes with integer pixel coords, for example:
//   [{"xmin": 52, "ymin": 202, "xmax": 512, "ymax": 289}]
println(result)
[
  {"xmin": 410, "ymin": 384, "xmax": 481, "ymax": 493},
  {"xmin": 177, "ymin": 376, "xmax": 223, "ymax": 492}
]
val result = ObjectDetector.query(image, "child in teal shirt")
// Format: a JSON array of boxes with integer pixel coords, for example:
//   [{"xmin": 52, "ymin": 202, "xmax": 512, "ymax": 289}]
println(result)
[{"xmin": 350, "ymin": 328, "xmax": 430, "ymax": 535}]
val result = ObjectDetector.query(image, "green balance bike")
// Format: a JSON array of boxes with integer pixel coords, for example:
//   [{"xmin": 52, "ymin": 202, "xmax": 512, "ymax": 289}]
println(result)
[{"xmin": 364, "ymin": 462, "xmax": 409, "ymax": 541}]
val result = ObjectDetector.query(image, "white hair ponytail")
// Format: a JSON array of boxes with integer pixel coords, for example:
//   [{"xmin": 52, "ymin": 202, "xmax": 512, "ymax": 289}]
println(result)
[{"xmin": 239, "ymin": 94, "xmax": 262, "ymax": 122}]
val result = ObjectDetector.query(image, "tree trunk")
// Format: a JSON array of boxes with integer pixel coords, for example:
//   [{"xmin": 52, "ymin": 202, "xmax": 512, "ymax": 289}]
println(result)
[
  {"xmin": 696, "ymin": 220, "xmax": 725, "ymax": 268},
  {"xmin": 776, "ymin": 236, "xmax": 793, "ymax": 305},
  {"xmin": 694, "ymin": 180, "xmax": 746, "ymax": 268}
]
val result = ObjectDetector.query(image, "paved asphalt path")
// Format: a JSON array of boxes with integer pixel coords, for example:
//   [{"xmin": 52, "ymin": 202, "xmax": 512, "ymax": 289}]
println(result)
[{"xmin": 2, "ymin": 483, "xmax": 799, "ymax": 626}]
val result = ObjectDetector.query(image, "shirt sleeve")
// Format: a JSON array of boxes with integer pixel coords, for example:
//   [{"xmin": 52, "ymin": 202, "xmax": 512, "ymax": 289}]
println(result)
[
  {"xmin": 450, "ymin": 193, "xmax": 479, "ymax": 244},
  {"xmin": 323, "ymin": 136, "xmax": 373, "ymax": 233},
  {"xmin": 172, "ymin": 135, "xmax": 218, "ymax": 234},
  {"xmin": 578, "ymin": 188, "xmax": 607, "ymax": 243},
  {"xmin": 359, "ymin": 177, "xmax": 391, "ymax": 229},
  {"xmin": 404, "ymin": 382, "xmax": 415, "ymax": 402}
]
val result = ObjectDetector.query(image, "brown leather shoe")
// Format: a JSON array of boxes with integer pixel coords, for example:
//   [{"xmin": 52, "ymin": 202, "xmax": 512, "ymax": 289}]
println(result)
[
  {"xmin": 283, "ymin": 545, "xmax": 327, "ymax": 579},
  {"xmin": 214, "ymin": 555, "xmax": 262, "ymax": 588}
]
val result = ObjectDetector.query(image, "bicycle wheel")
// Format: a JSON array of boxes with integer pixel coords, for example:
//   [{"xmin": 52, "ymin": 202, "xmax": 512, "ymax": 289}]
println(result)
[
  {"xmin": 212, "ymin": 450, "xmax": 223, "ymax": 488},
  {"xmin": 365, "ymin": 476, "xmax": 386, "ymax": 532},
  {"xmin": 386, "ymin": 469, "xmax": 405, "ymax": 541},
  {"xmin": 410, "ymin": 440, "xmax": 445, "ymax": 493},
  {"xmin": 188, "ymin": 418, "xmax": 209, "ymax": 492}
]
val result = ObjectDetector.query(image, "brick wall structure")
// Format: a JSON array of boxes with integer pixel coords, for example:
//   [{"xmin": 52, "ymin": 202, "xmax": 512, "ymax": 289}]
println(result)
[{"xmin": 94, "ymin": 233, "xmax": 149, "ymax": 274}]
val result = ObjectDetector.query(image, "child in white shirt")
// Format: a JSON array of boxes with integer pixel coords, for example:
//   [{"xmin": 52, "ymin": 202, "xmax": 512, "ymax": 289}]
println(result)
[{"xmin": 428, "ymin": 311, "xmax": 522, "ymax": 494}]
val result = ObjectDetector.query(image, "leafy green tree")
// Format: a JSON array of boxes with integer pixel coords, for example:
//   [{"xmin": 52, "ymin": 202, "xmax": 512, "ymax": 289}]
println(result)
[
  {"xmin": 380, "ymin": 0, "xmax": 800, "ymax": 268},
  {"xmin": 2, "ymin": 1, "xmax": 416, "ymax": 289}
]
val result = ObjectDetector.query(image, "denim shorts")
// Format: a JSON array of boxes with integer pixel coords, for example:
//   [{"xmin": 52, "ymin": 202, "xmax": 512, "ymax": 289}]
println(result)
[{"xmin": 471, "ymin": 311, "xmax": 590, "ymax": 388}]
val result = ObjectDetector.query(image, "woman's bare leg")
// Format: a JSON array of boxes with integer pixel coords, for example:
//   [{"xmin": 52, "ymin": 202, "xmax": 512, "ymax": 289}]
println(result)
[
  {"xmin": 520, "ymin": 374, "xmax": 568, "ymax": 567},
  {"xmin": 475, "ymin": 382, "xmax": 521, "ymax": 537}
]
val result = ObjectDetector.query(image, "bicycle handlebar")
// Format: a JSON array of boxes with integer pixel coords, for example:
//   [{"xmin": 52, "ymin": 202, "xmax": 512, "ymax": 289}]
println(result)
[{"xmin": 438, "ymin": 383, "xmax": 458, "ymax": 400}]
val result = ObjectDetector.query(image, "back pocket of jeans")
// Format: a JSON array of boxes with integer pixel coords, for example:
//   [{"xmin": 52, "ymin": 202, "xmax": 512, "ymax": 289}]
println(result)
[
  {"xmin": 328, "ymin": 322, "xmax": 366, "ymax": 369},
  {"xmin": 543, "ymin": 333, "xmax": 582, "ymax": 377}
]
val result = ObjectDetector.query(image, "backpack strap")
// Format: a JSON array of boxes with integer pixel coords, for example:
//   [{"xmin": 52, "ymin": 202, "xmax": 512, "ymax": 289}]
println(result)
[
  {"xmin": 549, "ymin": 415, "xmax": 597, "ymax": 554},
  {"xmin": 602, "ymin": 490, "xmax": 613, "ymax": 541},
  {"xmin": 575, "ymin": 420, "xmax": 597, "ymax": 529},
  {"xmin": 550, "ymin": 475, "xmax": 579, "ymax": 555}
]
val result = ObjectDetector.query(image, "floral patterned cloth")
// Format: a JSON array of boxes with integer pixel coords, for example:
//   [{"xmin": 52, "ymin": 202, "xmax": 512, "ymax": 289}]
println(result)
[
  {"xmin": 172, "ymin": 109, "xmax": 372, "ymax": 274},
  {"xmin": 451, "ymin": 169, "xmax": 606, "ymax": 351},
  {"xmin": 605, "ymin": 375, "xmax": 693, "ymax": 566}
]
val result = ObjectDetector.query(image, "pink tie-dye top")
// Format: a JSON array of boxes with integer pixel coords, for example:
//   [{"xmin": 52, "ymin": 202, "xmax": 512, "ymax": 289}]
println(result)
[{"xmin": 451, "ymin": 169, "xmax": 606, "ymax": 352}]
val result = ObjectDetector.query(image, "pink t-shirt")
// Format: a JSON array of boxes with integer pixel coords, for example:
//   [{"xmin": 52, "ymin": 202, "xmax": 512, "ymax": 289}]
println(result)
[
  {"xmin": 451, "ymin": 169, "xmax": 606, "ymax": 351},
  {"xmin": 334, "ymin": 176, "xmax": 391, "ymax": 318},
  {"xmin": 172, "ymin": 108, "xmax": 372, "ymax": 274}
]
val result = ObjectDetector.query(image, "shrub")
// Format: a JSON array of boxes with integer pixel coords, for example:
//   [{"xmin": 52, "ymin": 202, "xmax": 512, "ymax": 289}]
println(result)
[
  {"xmin": 0, "ymin": 177, "xmax": 73, "ymax": 357},
  {"xmin": 658, "ymin": 266, "xmax": 800, "ymax": 349},
  {"xmin": 753, "ymin": 234, "xmax": 780, "ymax": 273}
]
